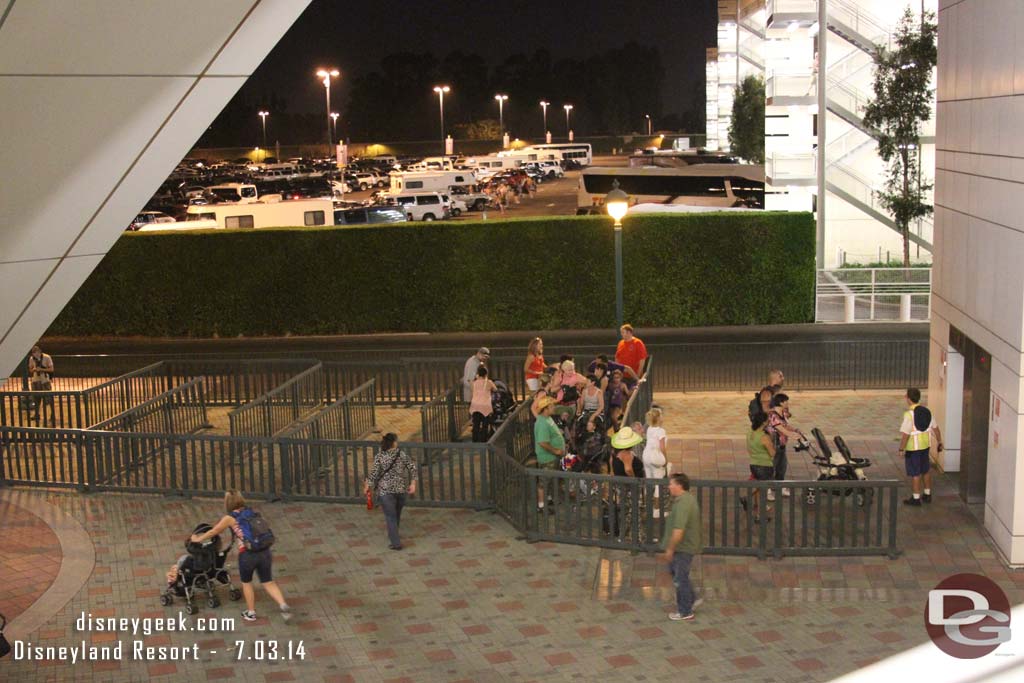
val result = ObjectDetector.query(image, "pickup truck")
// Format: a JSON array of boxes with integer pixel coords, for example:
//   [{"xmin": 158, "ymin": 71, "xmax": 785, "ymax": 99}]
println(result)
[
  {"xmin": 448, "ymin": 188, "xmax": 491, "ymax": 211},
  {"xmin": 352, "ymin": 172, "xmax": 387, "ymax": 191}
]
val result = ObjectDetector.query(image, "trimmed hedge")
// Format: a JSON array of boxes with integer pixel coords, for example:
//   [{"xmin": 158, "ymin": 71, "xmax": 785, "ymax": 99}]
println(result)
[{"xmin": 48, "ymin": 212, "xmax": 815, "ymax": 337}]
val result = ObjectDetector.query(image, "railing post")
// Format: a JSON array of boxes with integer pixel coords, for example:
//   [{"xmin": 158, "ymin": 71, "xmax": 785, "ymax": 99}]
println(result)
[
  {"xmin": 869, "ymin": 268, "xmax": 876, "ymax": 321},
  {"xmin": 82, "ymin": 432, "xmax": 96, "ymax": 493},
  {"xmin": 899, "ymin": 293, "xmax": 912, "ymax": 322},
  {"xmin": 263, "ymin": 401, "xmax": 272, "ymax": 438},
  {"xmin": 279, "ymin": 439, "xmax": 292, "ymax": 502}
]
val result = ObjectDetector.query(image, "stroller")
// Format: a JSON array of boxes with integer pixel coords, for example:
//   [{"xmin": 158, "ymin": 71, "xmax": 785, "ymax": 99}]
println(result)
[
  {"xmin": 160, "ymin": 523, "xmax": 242, "ymax": 615},
  {"xmin": 562, "ymin": 412, "xmax": 609, "ymax": 473},
  {"xmin": 797, "ymin": 427, "xmax": 873, "ymax": 507},
  {"xmin": 490, "ymin": 380, "xmax": 517, "ymax": 430}
]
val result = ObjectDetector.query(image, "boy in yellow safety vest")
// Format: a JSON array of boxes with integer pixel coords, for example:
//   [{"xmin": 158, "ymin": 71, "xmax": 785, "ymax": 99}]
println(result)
[{"xmin": 898, "ymin": 387, "xmax": 944, "ymax": 506}]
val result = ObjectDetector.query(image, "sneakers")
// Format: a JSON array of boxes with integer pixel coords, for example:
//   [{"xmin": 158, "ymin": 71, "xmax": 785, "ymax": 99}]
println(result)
[
  {"xmin": 653, "ymin": 508, "xmax": 662, "ymax": 519},
  {"xmin": 903, "ymin": 496, "xmax": 922, "ymax": 507},
  {"xmin": 241, "ymin": 610, "xmax": 257, "ymax": 622},
  {"xmin": 766, "ymin": 489, "xmax": 776, "ymax": 502},
  {"xmin": 280, "ymin": 604, "xmax": 292, "ymax": 622},
  {"xmin": 669, "ymin": 612, "xmax": 695, "ymax": 621},
  {"xmin": 692, "ymin": 598, "xmax": 704, "ymax": 612},
  {"xmin": 922, "ymin": 493, "xmax": 932, "ymax": 504},
  {"xmin": 781, "ymin": 488, "xmax": 792, "ymax": 498}
]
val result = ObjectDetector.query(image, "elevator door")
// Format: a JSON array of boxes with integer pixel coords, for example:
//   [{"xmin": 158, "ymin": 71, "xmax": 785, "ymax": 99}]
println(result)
[{"xmin": 953, "ymin": 331, "xmax": 991, "ymax": 504}]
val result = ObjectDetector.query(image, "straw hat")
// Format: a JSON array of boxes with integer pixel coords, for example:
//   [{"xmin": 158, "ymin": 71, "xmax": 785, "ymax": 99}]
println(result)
[
  {"xmin": 535, "ymin": 395, "xmax": 556, "ymax": 412},
  {"xmin": 611, "ymin": 426, "xmax": 644, "ymax": 450}
]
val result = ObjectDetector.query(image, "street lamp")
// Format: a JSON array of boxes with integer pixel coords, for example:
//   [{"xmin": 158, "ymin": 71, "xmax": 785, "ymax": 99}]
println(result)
[
  {"xmin": 605, "ymin": 179, "xmax": 630, "ymax": 328},
  {"xmin": 257, "ymin": 110, "xmax": 268, "ymax": 160},
  {"xmin": 539, "ymin": 100, "xmax": 549, "ymax": 135},
  {"xmin": 330, "ymin": 112, "xmax": 339, "ymax": 141},
  {"xmin": 563, "ymin": 104, "xmax": 573, "ymax": 137},
  {"xmin": 645, "ymin": 114, "xmax": 651, "ymax": 136},
  {"xmin": 494, "ymin": 94, "xmax": 508, "ymax": 138},
  {"xmin": 434, "ymin": 85, "xmax": 450, "ymax": 155},
  {"xmin": 316, "ymin": 68, "xmax": 340, "ymax": 151}
]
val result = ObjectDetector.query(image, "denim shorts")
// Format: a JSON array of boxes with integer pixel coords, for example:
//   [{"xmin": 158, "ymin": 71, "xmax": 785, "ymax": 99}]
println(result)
[
  {"xmin": 749, "ymin": 465, "xmax": 774, "ymax": 481},
  {"xmin": 238, "ymin": 549, "xmax": 272, "ymax": 583}
]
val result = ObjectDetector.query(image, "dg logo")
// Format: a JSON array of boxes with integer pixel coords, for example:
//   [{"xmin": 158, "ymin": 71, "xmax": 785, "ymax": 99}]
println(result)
[{"xmin": 926, "ymin": 573, "xmax": 1012, "ymax": 658}]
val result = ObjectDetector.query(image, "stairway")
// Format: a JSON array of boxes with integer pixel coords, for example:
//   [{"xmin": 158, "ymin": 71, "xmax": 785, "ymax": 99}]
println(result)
[{"xmin": 826, "ymin": 163, "xmax": 933, "ymax": 250}]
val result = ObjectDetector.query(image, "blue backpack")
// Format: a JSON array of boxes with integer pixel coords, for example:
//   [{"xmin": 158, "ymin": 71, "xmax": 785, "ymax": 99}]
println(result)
[{"xmin": 231, "ymin": 508, "xmax": 276, "ymax": 552}]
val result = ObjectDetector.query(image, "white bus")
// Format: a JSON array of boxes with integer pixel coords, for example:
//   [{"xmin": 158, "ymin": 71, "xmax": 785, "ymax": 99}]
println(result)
[
  {"xmin": 577, "ymin": 164, "xmax": 765, "ymax": 213},
  {"xmin": 182, "ymin": 198, "xmax": 334, "ymax": 229},
  {"xmin": 520, "ymin": 143, "xmax": 593, "ymax": 165}
]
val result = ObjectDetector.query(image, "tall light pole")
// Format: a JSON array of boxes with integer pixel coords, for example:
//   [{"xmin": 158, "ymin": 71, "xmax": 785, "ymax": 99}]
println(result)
[
  {"xmin": 605, "ymin": 180, "xmax": 630, "ymax": 329},
  {"xmin": 434, "ymin": 85, "xmax": 450, "ymax": 155},
  {"xmin": 257, "ymin": 110, "xmax": 268, "ymax": 160},
  {"xmin": 494, "ymin": 94, "xmax": 508, "ymax": 138},
  {"xmin": 539, "ymin": 100, "xmax": 549, "ymax": 135},
  {"xmin": 330, "ymin": 112, "xmax": 339, "ymax": 141},
  {"xmin": 645, "ymin": 114, "xmax": 651, "ymax": 136},
  {"xmin": 316, "ymin": 68, "xmax": 340, "ymax": 152},
  {"xmin": 563, "ymin": 104, "xmax": 573, "ymax": 138}
]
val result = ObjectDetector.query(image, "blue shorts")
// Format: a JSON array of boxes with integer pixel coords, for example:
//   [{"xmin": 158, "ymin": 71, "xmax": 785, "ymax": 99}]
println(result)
[{"xmin": 905, "ymin": 449, "xmax": 930, "ymax": 477}]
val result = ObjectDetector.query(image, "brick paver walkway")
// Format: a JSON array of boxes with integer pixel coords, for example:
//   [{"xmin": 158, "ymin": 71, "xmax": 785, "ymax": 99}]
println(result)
[
  {"xmin": 2, "ymin": 390, "xmax": 1022, "ymax": 682},
  {"xmin": 0, "ymin": 500, "xmax": 61, "ymax": 621}
]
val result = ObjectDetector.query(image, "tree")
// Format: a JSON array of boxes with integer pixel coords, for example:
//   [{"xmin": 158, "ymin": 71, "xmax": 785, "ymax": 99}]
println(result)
[
  {"xmin": 728, "ymin": 75, "xmax": 765, "ymax": 163},
  {"xmin": 455, "ymin": 119, "xmax": 501, "ymax": 140},
  {"xmin": 862, "ymin": 8, "xmax": 938, "ymax": 267}
]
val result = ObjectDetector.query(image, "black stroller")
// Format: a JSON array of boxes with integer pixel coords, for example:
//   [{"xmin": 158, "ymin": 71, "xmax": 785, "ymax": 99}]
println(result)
[
  {"xmin": 490, "ymin": 380, "xmax": 517, "ymax": 430},
  {"xmin": 160, "ymin": 523, "xmax": 242, "ymax": 614},
  {"xmin": 798, "ymin": 428, "xmax": 873, "ymax": 507}
]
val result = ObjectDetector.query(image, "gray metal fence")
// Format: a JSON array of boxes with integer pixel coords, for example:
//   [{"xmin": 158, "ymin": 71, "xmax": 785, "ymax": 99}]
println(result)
[
  {"xmin": 89, "ymin": 377, "xmax": 210, "ymax": 435},
  {"xmin": 228, "ymin": 363, "xmax": 324, "ymax": 437},
  {"xmin": 165, "ymin": 358, "xmax": 319, "ymax": 407},
  {"xmin": 420, "ymin": 385, "xmax": 469, "ymax": 445}
]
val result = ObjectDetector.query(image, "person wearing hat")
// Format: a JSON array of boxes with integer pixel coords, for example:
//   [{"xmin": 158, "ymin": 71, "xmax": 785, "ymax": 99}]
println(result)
[
  {"xmin": 462, "ymin": 347, "xmax": 490, "ymax": 402},
  {"xmin": 605, "ymin": 426, "xmax": 645, "ymax": 538},
  {"xmin": 533, "ymin": 395, "xmax": 565, "ymax": 510}
]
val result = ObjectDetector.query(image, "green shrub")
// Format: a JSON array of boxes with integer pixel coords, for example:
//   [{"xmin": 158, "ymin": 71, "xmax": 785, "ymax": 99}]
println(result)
[{"xmin": 48, "ymin": 212, "xmax": 815, "ymax": 337}]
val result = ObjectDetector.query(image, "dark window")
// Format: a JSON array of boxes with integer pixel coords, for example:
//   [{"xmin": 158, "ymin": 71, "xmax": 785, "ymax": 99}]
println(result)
[
  {"xmin": 304, "ymin": 210, "xmax": 326, "ymax": 226},
  {"xmin": 225, "ymin": 215, "xmax": 254, "ymax": 228},
  {"xmin": 418, "ymin": 195, "xmax": 440, "ymax": 205},
  {"xmin": 406, "ymin": 181, "xmax": 424, "ymax": 189},
  {"xmin": 339, "ymin": 209, "xmax": 367, "ymax": 224},
  {"xmin": 455, "ymin": 176, "xmax": 464, "ymax": 182},
  {"xmin": 240, "ymin": 187, "xmax": 257, "ymax": 198},
  {"xmin": 367, "ymin": 208, "xmax": 406, "ymax": 223}
]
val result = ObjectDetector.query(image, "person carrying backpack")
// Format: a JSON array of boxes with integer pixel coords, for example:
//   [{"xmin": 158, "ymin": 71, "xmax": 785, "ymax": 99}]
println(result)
[
  {"xmin": 899, "ymin": 388, "xmax": 944, "ymax": 506},
  {"xmin": 191, "ymin": 490, "xmax": 291, "ymax": 623}
]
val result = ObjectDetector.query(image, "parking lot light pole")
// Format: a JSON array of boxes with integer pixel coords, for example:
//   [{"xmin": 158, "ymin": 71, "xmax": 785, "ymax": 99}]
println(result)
[
  {"xmin": 605, "ymin": 180, "xmax": 629, "ymax": 329},
  {"xmin": 494, "ymin": 94, "xmax": 508, "ymax": 138},
  {"xmin": 257, "ymin": 111, "xmax": 268, "ymax": 159},
  {"xmin": 316, "ymin": 68, "xmax": 340, "ymax": 152},
  {"xmin": 539, "ymin": 100, "xmax": 549, "ymax": 135},
  {"xmin": 563, "ymin": 104, "xmax": 573, "ymax": 138},
  {"xmin": 330, "ymin": 112, "xmax": 339, "ymax": 141},
  {"xmin": 645, "ymin": 114, "xmax": 651, "ymax": 136},
  {"xmin": 434, "ymin": 85, "xmax": 450, "ymax": 155}
]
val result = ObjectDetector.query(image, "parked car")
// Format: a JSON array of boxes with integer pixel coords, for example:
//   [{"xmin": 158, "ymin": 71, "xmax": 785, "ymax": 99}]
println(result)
[
  {"xmin": 379, "ymin": 192, "xmax": 450, "ymax": 221},
  {"xmin": 352, "ymin": 171, "xmax": 387, "ymax": 191},
  {"xmin": 127, "ymin": 211, "xmax": 176, "ymax": 231},
  {"xmin": 334, "ymin": 206, "xmax": 408, "ymax": 225}
]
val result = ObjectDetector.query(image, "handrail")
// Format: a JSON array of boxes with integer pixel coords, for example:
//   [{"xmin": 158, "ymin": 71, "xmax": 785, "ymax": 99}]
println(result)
[
  {"xmin": 228, "ymin": 362, "xmax": 324, "ymax": 437},
  {"xmin": 89, "ymin": 376, "xmax": 209, "ymax": 434}
]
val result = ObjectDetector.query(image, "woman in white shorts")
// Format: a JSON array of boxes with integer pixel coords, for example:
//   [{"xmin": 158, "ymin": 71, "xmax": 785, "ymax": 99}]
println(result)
[{"xmin": 642, "ymin": 408, "xmax": 668, "ymax": 516}]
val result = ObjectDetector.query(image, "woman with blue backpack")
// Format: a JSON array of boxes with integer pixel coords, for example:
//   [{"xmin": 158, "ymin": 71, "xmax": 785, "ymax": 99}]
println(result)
[{"xmin": 191, "ymin": 490, "xmax": 291, "ymax": 623}]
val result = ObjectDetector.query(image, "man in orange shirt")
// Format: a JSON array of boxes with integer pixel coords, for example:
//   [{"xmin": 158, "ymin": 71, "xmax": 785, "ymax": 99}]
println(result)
[{"xmin": 615, "ymin": 324, "xmax": 648, "ymax": 377}]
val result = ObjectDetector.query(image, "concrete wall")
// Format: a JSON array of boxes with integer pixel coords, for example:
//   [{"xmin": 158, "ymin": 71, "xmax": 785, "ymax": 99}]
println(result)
[
  {"xmin": 930, "ymin": 0, "xmax": 1024, "ymax": 564},
  {"xmin": 0, "ymin": 1, "xmax": 311, "ymax": 378}
]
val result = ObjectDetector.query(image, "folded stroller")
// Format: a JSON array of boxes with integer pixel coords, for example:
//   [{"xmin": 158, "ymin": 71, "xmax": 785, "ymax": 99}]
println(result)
[
  {"xmin": 490, "ymin": 380, "xmax": 517, "ymax": 430},
  {"xmin": 797, "ymin": 428, "xmax": 872, "ymax": 507},
  {"xmin": 160, "ymin": 523, "xmax": 242, "ymax": 614}
]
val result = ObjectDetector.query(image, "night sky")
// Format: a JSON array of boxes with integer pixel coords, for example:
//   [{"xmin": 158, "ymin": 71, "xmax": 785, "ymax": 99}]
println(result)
[{"xmin": 241, "ymin": 0, "xmax": 717, "ymax": 121}]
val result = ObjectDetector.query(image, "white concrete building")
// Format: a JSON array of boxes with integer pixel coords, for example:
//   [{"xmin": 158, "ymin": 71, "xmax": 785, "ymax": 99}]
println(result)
[
  {"xmin": 0, "ymin": 1, "xmax": 312, "ymax": 378},
  {"xmin": 708, "ymin": 0, "xmax": 937, "ymax": 268},
  {"xmin": 927, "ymin": 0, "xmax": 1024, "ymax": 567}
]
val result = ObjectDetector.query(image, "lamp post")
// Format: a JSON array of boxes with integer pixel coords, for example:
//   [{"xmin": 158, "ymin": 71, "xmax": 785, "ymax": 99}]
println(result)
[
  {"xmin": 494, "ymin": 94, "xmax": 508, "ymax": 138},
  {"xmin": 645, "ymin": 114, "xmax": 651, "ymax": 136},
  {"xmin": 257, "ymin": 110, "xmax": 268, "ymax": 161},
  {"xmin": 330, "ymin": 112, "xmax": 339, "ymax": 141},
  {"xmin": 563, "ymin": 104, "xmax": 573, "ymax": 138},
  {"xmin": 433, "ymin": 85, "xmax": 450, "ymax": 155},
  {"xmin": 539, "ymin": 100, "xmax": 549, "ymax": 135},
  {"xmin": 605, "ymin": 179, "xmax": 629, "ymax": 329},
  {"xmin": 316, "ymin": 68, "xmax": 340, "ymax": 152}
]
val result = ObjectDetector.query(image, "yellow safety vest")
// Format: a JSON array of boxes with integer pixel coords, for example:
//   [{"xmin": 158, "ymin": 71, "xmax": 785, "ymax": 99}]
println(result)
[{"xmin": 904, "ymin": 405, "xmax": 931, "ymax": 451}]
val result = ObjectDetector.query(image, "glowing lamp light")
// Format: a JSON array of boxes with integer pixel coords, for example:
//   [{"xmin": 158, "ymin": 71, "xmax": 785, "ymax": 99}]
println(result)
[{"xmin": 605, "ymin": 179, "xmax": 629, "ymax": 228}]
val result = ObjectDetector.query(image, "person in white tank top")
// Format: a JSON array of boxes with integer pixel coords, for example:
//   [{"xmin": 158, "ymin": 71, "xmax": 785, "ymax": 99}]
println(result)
[{"xmin": 642, "ymin": 407, "xmax": 668, "ymax": 517}]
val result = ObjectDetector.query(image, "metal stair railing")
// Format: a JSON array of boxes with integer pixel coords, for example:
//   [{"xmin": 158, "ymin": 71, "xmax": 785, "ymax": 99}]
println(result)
[
  {"xmin": 828, "ymin": 0, "xmax": 890, "ymax": 53},
  {"xmin": 826, "ymin": 163, "xmax": 933, "ymax": 250}
]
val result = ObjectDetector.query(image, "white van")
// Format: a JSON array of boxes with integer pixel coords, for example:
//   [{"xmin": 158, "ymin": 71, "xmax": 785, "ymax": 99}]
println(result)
[
  {"xmin": 379, "ymin": 192, "xmax": 450, "ymax": 221},
  {"xmin": 206, "ymin": 183, "xmax": 259, "ymax": 203},
  {"xmin": 389, "ymin": 170, "xmax": 477, "ymax": 194}
]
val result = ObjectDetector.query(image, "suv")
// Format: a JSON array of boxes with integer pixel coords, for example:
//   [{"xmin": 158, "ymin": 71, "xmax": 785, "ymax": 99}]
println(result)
[
  {"xmin": 353, "ymin": 171, "xmax": 387, "ymax": 191},
  {"xmin": 382, "ymin": 192, "xmax": 450, "ymax": 221}
]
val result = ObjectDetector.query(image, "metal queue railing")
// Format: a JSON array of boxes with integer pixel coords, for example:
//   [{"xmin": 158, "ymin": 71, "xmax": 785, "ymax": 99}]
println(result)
[
  {"xmin": 227, "ymin": 364, "xmax": 324, "ymax": 438},
  {"xmin": 89, "ymin": 377, "xmax": 210, "ymax": 435}
]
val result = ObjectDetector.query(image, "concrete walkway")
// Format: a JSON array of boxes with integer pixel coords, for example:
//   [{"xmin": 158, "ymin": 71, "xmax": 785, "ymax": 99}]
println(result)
[{"xmin": 2, "ymin": 389, "xmax": 1022, "ymax": 682}]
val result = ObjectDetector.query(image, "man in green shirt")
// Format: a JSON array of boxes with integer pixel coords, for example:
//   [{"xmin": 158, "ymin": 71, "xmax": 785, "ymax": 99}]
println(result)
[
  {"xmin": 661, "ymin": 472, "xmax": 703, "ymax": 621},
  {"xmin": 533, "ymin": 396, "xmax": 565, "ymax": 510}
]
